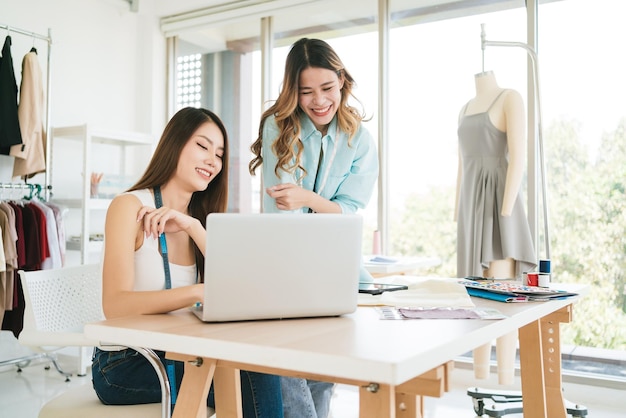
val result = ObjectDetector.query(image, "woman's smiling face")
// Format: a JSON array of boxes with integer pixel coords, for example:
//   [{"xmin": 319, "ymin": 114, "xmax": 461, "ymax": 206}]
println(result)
[
  {"xmin": 177, "ymin": 121, "xmax": 224, "ymax": 192},
  {"xmin": 298, "ymin": 66, "xmax": 344, "ymax": 134}
]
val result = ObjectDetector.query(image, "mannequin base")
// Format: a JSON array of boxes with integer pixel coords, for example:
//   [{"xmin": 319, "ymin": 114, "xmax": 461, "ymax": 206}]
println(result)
[{"xmin": 466, "ymin": 387, "xmax": 588, "ymax": 417}]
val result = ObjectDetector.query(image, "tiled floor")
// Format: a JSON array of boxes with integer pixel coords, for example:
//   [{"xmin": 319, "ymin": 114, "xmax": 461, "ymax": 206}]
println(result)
[{"xmin": 1, "ymin": 330, "xmax": 624, "ymax": 418}]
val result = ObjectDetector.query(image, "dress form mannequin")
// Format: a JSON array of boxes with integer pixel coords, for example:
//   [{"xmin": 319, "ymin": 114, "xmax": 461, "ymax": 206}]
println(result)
[
  {"xmin": 455, "ymin": 71, "xmax": 527, "ymax": 221},
  {"xmin": 456, "ymin": 71, "xmax": 530, "ymax": 385}
]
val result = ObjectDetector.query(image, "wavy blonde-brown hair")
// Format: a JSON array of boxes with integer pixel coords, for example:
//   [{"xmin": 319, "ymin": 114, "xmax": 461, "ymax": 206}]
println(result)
[{"xmin": 249, "ymin": 38, "xmax": 366, "ymax": 178}]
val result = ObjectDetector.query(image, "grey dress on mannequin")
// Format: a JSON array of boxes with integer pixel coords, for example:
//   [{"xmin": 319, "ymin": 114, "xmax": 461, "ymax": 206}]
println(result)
[{"xmin": 456, "ymin": 90, "xmax": 536, "ymax": 278}]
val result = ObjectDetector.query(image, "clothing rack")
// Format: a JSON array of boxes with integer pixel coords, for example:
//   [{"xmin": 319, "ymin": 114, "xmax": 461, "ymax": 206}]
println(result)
[
  {"xmin": 0, "ymin": 23, "xmax": 53, "ymax": 201},
  {"xmin": 0, "ymin": 180, "xmax": 55, "ymax": 375},
  {"xmin": 0, "ymin": 23, "xmax": 54, "ymax": 377},
  {"xmin": 0, "ymin": 182, "xmax": 44, "ymax": 200},
  {"xmin": 480, "ymin": 23, "xmax": 550, "ymax": 260}
]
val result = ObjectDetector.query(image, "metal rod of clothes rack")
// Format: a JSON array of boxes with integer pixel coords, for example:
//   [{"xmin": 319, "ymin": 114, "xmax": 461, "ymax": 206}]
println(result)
[
  {"xmin": 0, "ymin": 23, "xmax": 52, "ymax": 201},
  {"xmin": 480, "ymin": 23, "xmax": 550, "ymax": 260},
  {"xmin": 0, "ymin": 182, "xmax": 44, "ymax": 200}
]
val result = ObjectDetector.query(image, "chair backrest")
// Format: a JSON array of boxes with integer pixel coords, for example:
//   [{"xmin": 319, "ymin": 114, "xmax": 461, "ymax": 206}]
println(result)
[{"xmin": 18, "ymin": 263, "xmax": 104, "ymax": 347}]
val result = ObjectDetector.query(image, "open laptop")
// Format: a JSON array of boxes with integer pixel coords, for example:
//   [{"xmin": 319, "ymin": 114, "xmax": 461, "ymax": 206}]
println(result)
[{"xmin": 192, "ymin": 213, "xmax": 363, "ymax": 322}]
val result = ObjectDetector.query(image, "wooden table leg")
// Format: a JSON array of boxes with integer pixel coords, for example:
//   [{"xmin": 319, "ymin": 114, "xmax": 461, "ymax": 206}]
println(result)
[
  {"xmin": 542, "ymin": 307, "xmax": 571, "ymax": 417},
  {"xmin": 214, "ymin": 366, "xmax": 243, "ymax": 418},
  {"xmin": 392, "ymin": 362, "xmax": 453, "ymax": 418},
  {"xmin": 359, "ymin": 383, "xmax": 394, "ymax": 418},
  {"xmin": 166, "ymin": 353, "xmax": 216, "ymax": 418},
  {"xmin": 395, "ymin": 392, "xmax": 420, "ymax": 418},
  {"xmin": 518, "ymin": 305, "xmax": 572, "ymax": 418}
]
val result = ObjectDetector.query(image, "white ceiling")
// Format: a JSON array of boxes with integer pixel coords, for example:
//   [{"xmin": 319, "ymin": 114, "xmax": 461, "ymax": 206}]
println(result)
[
  {"xmin": 152, "ymin": 0, "xmax": 231, "ymax": 17},
  {"xmin": 146, "ymin": 0, "xmax": 524, "ymax": 53}
]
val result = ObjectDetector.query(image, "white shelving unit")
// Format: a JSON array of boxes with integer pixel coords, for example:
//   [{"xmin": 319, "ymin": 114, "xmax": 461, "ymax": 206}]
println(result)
[{"xmin": 50, "ymin": 124, "xmax": 154, "ymax": 264}]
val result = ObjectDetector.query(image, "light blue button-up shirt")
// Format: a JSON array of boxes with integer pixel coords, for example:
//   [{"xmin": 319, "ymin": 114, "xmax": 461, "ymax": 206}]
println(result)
[{"xmin": 261, "ymin": 113, "xmax": 379, "ymax": 214}]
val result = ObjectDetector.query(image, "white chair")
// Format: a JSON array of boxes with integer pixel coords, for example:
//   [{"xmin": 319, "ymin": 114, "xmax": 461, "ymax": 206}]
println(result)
[
  {"xmin": 17, "ymin": 264, "xmax": 182, "ymax": 418},
  {"xmin": 38, "ymin": 384, "xmax": 164, "ymax": 418},
  {"xmin": 39, "ymin": 382, "xmax": 217, "ymax": 418},
  {"xmin": 36, "ymin": 345, "xmax": 179, "ymax": 418},
  {"xmin": 18, "ymin": 263, "xmax": 105, "ymax": 380}
]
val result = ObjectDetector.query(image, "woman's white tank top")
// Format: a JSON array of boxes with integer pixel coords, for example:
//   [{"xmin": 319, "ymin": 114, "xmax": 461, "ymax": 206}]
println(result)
[{"xmin": 125, "ymin": 189, "xmax": 196, "ymax": 291}]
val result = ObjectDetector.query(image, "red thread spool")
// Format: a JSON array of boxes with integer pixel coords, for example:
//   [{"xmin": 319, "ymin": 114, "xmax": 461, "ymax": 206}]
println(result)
[{"xmin": 527, "ymin": 272, "xmax": 539, "ymax": 286}]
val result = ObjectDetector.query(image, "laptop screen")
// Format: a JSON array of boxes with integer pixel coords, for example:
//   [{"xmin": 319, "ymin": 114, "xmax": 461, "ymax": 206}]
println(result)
[{"xmin": 198, "ymin": 213, "xmax": 363, "ymax": 322}]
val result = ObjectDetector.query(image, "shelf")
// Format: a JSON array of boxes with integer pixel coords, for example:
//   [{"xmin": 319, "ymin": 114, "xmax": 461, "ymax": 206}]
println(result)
[
  {"xmin": 52, "ymin": 124, "xmax": 153, "ymax": 263},
  {"xmin": 88, "ymin": 198, "xmax": 113, "ymax": 210},
  {"xmin": 50, "ymin": 198, "xmax": 81, "ymax": 208},
  {"xmin": 50, "ymin": 198, "xmax": 113, "ymax": 210},
  {"xmin": 52, "ymin": 124, "xmax": 153, "ymax": 146},
  {"xmin": 66, "ymin": 239, "xmax": 103, "ymax": 253}
]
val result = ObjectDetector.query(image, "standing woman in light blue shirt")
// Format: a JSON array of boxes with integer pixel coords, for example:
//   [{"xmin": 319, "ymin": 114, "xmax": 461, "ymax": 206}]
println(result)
[{"xmin": 249, "ymin": 37, "xmax": 378, "ymax": 418}]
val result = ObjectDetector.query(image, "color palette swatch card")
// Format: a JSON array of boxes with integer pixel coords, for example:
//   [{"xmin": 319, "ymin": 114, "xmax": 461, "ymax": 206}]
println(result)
[{"xmin": 459, "ymin": 278, "xmax": 579, "ymax": 302}]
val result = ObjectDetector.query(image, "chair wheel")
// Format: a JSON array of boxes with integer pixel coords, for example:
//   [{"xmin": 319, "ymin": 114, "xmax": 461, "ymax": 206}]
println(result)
[{"xmin": 472, "ymin": 397, "xmax": 484, "ymax": 415}]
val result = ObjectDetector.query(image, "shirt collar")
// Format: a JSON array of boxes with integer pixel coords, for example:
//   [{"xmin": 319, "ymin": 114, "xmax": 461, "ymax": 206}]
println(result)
[{"xmin": 300, "ymin": 113, "xmax": 338, "ymax": 143}]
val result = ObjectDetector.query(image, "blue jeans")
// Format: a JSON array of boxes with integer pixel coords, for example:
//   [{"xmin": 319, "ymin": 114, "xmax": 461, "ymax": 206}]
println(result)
[
  {"xmin": 92, "ymin": 347, "xmax": 284, "ymax": 418},
  {"xmin": 281, "ymin": 376, "xmax": 334, "ymax": 418}
]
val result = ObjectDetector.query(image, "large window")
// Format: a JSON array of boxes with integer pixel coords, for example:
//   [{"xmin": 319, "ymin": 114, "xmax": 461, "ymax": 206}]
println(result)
[
  {"xmin": 176, "ymin": 53, "xmax": 203, "ymax": 110},
  {"xmin": 383, "ymin": 0, "xmax": 626, "ymax": 360},
  {"xmin": 538, "ymin": 0, "xmax": 626, "ymax": 355},
  {"xmin": 387, "ymin": 7, "xmax": 527, "ymax": 277},
  {"xmin": 383, "ymin": 0, "xmax": 626, "ymax": 358}
]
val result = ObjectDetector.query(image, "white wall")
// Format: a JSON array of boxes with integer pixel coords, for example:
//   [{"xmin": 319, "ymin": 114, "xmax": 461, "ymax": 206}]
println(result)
[{"xmin": 1, "ymin": 0, "xmax": 167, "ymax": 183}]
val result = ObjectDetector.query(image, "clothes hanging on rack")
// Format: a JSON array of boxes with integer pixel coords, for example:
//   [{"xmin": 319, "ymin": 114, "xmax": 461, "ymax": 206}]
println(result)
[
  {"xmin": 0, "ymin": 200, "xmax": 17, "ymax": 317},
  {"xmin": 0, "ymin": 35, "xmax": 24, "ymax": 154},
  {"xmin": 11, "ymin": 47, "xmax": 46, "ymax": 178},
  {"xmin": 0, "ymin": 24, "xmax": 53, "ymax": 370},
  {"xmin": 0, "ymin": 24, "xmax": 52, "ymax": 202},
  {"xmin": 0, "ymin": 187, "xmax": 65, "ymax": 337},
  {"xmin": 0, "ymin": 209, "xmax": 7, "ymax": 321}
]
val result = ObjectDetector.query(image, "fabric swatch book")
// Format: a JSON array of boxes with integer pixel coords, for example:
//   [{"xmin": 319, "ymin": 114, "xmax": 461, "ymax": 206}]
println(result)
[
  {"xmin": 376, "ymin": 306, "xmax": 507, "ymax": 320},
  {"xmin": 459, "ymin": 278, "xmax": 579, "ymax": 302}
]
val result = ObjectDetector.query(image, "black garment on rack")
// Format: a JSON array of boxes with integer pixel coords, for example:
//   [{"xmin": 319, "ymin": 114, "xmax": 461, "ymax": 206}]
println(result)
[
  {"xmin": 0, "ymin": 35, "xmax": 23, "ymax": 154},
  {"xmin": 1, "ymin": 202, "xmax": 26, "ymax": 337},
  {"xmin": 1, "ymin": 273, "xmax": 24, "ymax": 339}
]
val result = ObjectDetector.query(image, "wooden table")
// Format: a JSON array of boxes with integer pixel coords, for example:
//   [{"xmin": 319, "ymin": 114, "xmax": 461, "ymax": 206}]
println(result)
[{"xmin": 85, "ymin": 286, "xmax": 583, "ymax": 418}]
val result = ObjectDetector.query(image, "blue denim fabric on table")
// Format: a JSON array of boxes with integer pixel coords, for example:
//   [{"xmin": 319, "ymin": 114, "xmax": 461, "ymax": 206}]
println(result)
[{"xmin": 92, "ymin": 347, "xmax": 284, "ymax": 417}]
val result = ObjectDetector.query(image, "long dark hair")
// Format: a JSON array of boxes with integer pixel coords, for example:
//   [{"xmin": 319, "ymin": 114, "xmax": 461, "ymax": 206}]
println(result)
[{"xmin": 129, "ymin": 107, "xmax": 229, "ymax": 281}]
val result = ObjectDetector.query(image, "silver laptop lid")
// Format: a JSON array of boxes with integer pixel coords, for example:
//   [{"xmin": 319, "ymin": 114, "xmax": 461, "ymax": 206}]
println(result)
[{"xmin": 200, "ymin": 213, "xmax": 362, "ymax": 322}]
